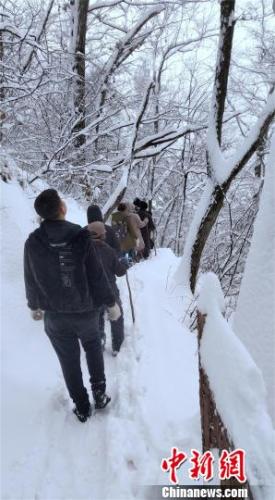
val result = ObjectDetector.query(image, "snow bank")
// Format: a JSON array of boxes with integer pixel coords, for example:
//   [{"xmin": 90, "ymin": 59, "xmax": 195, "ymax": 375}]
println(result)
[
  {"xmin": 197, "ymin": 273, "xmax": 275, "ymax": 499},
  {"xmin": 234, "ymin": 135, "xmax": 275, "ymax": 425}
]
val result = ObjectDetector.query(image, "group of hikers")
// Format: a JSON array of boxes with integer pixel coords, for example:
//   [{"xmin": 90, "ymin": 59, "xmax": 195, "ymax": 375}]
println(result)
[{"xmin": 24, "ymin": 189, "xmax": 155, "ymax": 423}]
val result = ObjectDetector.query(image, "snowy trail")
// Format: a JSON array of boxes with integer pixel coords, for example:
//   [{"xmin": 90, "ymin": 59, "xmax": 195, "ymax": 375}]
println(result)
[{"xmin": 1, "ymin": 181, "xmax": 200, "ymax": 499}]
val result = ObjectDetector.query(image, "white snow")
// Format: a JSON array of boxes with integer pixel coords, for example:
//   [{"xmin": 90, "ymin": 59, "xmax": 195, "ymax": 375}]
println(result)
[
  {"xmin": 102, "ymin": 165, "xmax": 129, "ymax": 217},
  {"xmin": 198, "ymin": 272, "xmax": 275, "ymax": 499},
  {"xmin": 1, "ymin": 178, "xmax": 200, "ymax": 499},
  {"xmin": 234, "ymin": 134, "xmax": 275, "ymax": 425}
]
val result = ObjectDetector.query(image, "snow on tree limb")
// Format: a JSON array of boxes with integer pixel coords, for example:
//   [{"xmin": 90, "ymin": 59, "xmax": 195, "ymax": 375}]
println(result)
[
  {"xmin": 21, "ymin": 0, "xmax": 55, "ymax": 74},
  {"xmin": 0, "ymin": 23, "xmax": 44, "ymax": 51},
  {"xmin": 102, "ymin": 166, "xmax": 129, "ymax": 221},
  {"xmin": 224, "ymin": 90, "xmax": 275, "ymax": 186},
  {"xmin": 209, "ymin": 90, "xmax": 275, "ymax": 186},
  {"xmin": 88, "ymin": 0, "xmax": 124, "ymax": 12},
  {"xmin": 96, "ymin": 6, "xmax": 165, "ymax": 108},
  {"xmin": 129, "ymin": 79, "xmax": 155, "ymax": 160}
]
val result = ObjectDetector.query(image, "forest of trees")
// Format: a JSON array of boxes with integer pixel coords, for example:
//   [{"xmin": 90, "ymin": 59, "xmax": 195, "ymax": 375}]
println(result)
[{"xmin": 1, "ymin": 0, "xmax": 274, "ymax": 308}]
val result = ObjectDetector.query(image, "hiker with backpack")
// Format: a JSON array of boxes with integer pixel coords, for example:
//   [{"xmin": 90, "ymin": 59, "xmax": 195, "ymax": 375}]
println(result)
[
  {"xmin": 111, "ymin": 202, "xmax": 148, "ymax": 263},
  {"xmin": 133, "ymin": 198, "xmax": 155, "ymax": 259},
  {"xmin": 24, "ymin": 189, "xmax": 121, "ymax": 422},
  {"xmin": 87, "ymin": 221, "xmax": 128, "ymax": 356}
]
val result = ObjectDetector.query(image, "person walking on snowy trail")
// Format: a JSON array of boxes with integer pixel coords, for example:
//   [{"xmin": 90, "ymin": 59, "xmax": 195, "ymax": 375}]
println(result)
[
  {"xmin": 111, "ymin": 202, "xmax": 148, "ymax": 263},
  {"xmin": 24, "ymin": 189, "xmax": 121, "ymax": 423},
  {"xmin": 87, "ymin": 204, "xmax": 120, "ymax": 255},
  {"xmin": 133, "ymin": 198, "xmax": 155, "ymax": 259},
  {"xmin": 87, "ymin": 221, "xmax": 128, "ymax": 356}
]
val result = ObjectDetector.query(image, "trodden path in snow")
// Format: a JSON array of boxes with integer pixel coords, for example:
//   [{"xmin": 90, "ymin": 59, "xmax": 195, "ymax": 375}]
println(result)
[{"xmin": 1, "ymin": 181, "xmax": 200, "ymax": 500}]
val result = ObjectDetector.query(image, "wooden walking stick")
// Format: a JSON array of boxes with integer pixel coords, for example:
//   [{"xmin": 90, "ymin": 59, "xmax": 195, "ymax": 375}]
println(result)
[{"xmin": 125, "ymin": 271, "xmax": 135, "ymax": 324}]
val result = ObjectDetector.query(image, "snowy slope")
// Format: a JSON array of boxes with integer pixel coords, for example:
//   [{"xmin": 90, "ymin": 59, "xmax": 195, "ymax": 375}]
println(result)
[
  {"xmin": 234, "ymin": 137, "xmax": 275, "ymax": 425},
  {"xmin": 0, "ymin": 179, "xmax": 200, "ymax": 499}
]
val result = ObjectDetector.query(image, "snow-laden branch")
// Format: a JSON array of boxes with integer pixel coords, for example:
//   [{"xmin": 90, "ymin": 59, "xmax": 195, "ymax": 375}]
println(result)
[
  {"xmin": 0, "ymin": 23, "xmax": 44, "ymax": 51},
  {"xmin": 111, "ymin": 123, "xmax": 205, "ymax": 168},
  {"xmin": 21, "ymin": 0, "xmax": 54, "ymax": 74},
  {"xmin": 88, "ymin": 0, "xmax": 124, "ymax": 12},
  {"xmin": 102, "ymin": 166, "xmax": 129, "ymax": 221},
  {"xmin": 175, "ymin": 90, "xmax": 275, "ymax": 293},
  {"xmin": 130, "ymin": 79, "xmax": 155, "ymax": 159},
  {"xmin": 209, "ymin": 90, "xmax": 275, "ymax": 186},
  {"xmin": 225, "ymin": 90, "xmax": 275, "ymax": 185},
  {"xmin": 135, "ymin": 124, "xmax": 205, "ymax": 153},
  {"xmin": 96, "ymin": 5, "xmax": 164, "ymax": 107}
]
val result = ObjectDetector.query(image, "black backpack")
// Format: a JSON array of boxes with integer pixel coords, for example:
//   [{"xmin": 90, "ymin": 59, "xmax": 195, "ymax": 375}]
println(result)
[{"xmin": 48, "ymin": 241, "xmax": 75, "ymax": 288}]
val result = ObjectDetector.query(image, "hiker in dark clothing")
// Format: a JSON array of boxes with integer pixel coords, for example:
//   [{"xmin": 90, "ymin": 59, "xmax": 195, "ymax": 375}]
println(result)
[
  {"xmin": 87, "ymin": 221, "xmax": 128, "ymax": 356},
  {"xmin": 24, "ymin": 189, "xmax": 121, "ymax": 422},
  {"xmin": 133, "ymin": 199, "xmax": 155, "ymax": 259},
  {"xmin": 87, "ymin": 204, "xmax": 120, "ymax": 255}
]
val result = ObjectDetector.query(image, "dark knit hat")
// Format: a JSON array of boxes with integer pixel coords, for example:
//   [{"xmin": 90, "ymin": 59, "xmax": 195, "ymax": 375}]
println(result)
[
  {"xmin": 87, "ymin": 204, "xmax": 103, "ymax": 223},
  {"xmin": 133, "ymin": 198, "xmax": 142, "ymax": 208}
]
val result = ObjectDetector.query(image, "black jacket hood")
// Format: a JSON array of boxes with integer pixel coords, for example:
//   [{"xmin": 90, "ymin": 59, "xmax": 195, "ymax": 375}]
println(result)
[{"xmin": 31, "ymin": 220, "xmax": 82, "ymax": 246}]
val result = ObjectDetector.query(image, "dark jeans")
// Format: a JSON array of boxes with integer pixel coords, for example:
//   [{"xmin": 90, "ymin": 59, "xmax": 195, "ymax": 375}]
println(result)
[
  {"xmin": 99, "ymin": 298, "xmax": 124, "ymax": 352},
  {"xmin": 44, "ymin": 310, "xmax": 106, "ymax": 412}
]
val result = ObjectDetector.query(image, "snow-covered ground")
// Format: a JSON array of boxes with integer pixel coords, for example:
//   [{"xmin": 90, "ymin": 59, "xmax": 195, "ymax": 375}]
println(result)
[{"xmin": 0, "ymin": 179, "xmax": 200, "ymax": 499}]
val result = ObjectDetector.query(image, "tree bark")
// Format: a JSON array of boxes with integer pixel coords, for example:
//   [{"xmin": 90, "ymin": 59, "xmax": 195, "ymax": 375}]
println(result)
[
  {"xmin": 0, "ymin": 16, "xmax": 4, "ymax": 143},
  {"xmin": 214, "ymin": 0, "xmax": 236, "ymax": 145},
  {"xmin": 71, "ymin": 0, "xmax": 89, "ymax": 153}
]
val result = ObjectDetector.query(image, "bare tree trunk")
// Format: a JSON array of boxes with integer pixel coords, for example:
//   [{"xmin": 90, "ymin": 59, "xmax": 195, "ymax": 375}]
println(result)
[
  {"xmin": 213, "ymin": 0, "xmax": 236, "ymax": 145},
  {"xmin": 0, "ymin": 17, "xmax": 4, "ymax": 143},
  {"xmin": 71, "ymin": 0, "xmax": 89, "ymax": 154},
  {"xmin": 176, "ymin": 172, "xmax": 188, "ymax": 255}
]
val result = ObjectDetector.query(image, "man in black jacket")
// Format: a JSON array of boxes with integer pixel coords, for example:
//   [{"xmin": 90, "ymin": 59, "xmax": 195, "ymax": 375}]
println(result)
[
  {"xmin": 87, "ymin": 221, "xmax": 128, "ymax": 356},
  {"xmin": 24, "ymin": 189, "xmax": 121, "ymax": 422},
  {"xmin": 87, "ymin": 204, "xmax": 120, "ymax": 254}
]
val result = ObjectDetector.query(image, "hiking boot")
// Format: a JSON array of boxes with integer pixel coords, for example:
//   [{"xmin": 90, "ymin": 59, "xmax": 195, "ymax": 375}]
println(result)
[
  {"xmin": 94, "ymin": 391, "xmax": 111, "ymax": 410},
  {"xmin": 73, "ymin": 403, "xmax": 92, "ymax": 423}
]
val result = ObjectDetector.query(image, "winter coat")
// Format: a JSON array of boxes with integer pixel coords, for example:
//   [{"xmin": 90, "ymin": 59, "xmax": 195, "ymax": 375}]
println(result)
[
  {"xmin": 24, "ymin": 220, "xmax": 115, "ymax": 313},
  {"xmin": 87, "ymin": 204, "xmax": 120, "ymax": 254},
  {"xmin": 93, "ymin": 240, "xmax": 128, "ymax": 296},
  {"xmin": 112, "ymin": 210, "xmax": 147, "ymax": 252}
]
